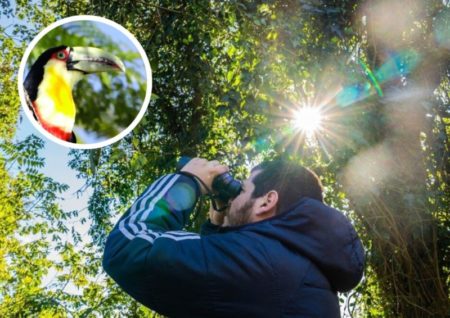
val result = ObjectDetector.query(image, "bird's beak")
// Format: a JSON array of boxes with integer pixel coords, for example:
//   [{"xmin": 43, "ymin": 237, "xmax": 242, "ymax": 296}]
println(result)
[{"xmin": 67, "ymin": 47, "xmax": 125, "ymax": 74}]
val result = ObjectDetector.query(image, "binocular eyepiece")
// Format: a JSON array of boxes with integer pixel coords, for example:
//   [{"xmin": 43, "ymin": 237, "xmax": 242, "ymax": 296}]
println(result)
[{"xmin": 176, "ymin": 156, "xmax": 242, "ymax": 202}]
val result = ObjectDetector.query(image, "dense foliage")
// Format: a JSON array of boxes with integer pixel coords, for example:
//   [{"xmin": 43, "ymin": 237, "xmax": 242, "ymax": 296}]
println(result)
[{"xmin": 1, "ymin": 0, "xmax": 448, "ymax": 317}]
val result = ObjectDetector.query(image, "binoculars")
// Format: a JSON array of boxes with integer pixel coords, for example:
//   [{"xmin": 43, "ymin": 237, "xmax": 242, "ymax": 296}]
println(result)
[{"xmin": 176, "ymin": 156, "xmax": 242, "ymax": 202}]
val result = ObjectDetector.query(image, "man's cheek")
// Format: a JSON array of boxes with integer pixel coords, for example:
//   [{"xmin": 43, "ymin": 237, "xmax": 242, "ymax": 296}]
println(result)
[{"xmin": 228, "ymin": 201, "xmax": 237, "ymax": 214}]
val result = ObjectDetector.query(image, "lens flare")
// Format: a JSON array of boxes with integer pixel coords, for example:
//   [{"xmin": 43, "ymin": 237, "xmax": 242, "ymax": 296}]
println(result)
[
  {"xmin": 359, "ymin": 60, "xmax": 383, "ymax": 97},
  {"xmin": 336, "ymin": 50, "xmax": 421, "ymax": 108},
  {"xmin": 293, "ymin": 107, "xmax": 322, "ymax": 135},
  {"xmin": 374, "ymin": 50, "xmax": 421, "ymax": 83}
]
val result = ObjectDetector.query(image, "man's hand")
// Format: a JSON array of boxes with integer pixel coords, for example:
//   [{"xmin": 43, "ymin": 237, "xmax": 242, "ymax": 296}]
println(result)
[
  {"xmin": 180, "ymin": 158, "xmax": 229, "ymax": 195},
  {"xmin": 208, "ymin": 200, "xmax": 228, "ymax": 226}
]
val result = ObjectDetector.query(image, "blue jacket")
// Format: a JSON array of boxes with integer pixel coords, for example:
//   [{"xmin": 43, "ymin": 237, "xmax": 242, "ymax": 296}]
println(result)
[{"xmin": 103, "ymin": 173, "xmax": 364, "ymax": 317}]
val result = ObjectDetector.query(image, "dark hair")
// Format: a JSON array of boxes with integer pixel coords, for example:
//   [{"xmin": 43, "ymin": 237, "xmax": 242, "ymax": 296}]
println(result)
[{"xmin": 251, "ymin": 159, "xmax": 323, "ymax": 214}]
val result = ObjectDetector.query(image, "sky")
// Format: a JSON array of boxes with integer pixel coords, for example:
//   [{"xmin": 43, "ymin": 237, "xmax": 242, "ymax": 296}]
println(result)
[
  {"xmin": 0, "ymin": 0, "xmax": 93, "ymax": 294},
  {"xmin": 15, "ymin": 111, "xmax": 94, "ymax": 295},
  {"xmin": 0, "ymin": 0, "xmax": 94, "ymax": 238},
  {"xmin": 15, "ymin": 110, "xmax": 92, "ymax": 231},
  {"xmin": 4, "ymin": 8, "xmax": 140, "ymax": 298},
  {"xmin": 0, "ymin": 2, "xmax": 92, "ymax": 220}
]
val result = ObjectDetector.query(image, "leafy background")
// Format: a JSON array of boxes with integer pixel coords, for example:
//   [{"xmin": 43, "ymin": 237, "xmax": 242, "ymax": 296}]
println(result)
[{"xmin": 0, "ymin": 0, "xmax": 449, "ymax": 317}]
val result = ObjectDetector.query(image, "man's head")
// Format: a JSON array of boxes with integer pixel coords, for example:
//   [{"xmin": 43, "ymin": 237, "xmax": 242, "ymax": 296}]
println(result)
[{"xmin": 224, "ymin": 159, "xmax": 323, "ymax": 227}]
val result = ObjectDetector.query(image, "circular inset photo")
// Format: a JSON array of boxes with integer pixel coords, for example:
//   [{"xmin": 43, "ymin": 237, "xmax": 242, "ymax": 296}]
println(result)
[{"xmin": 18, "ymin": 15, "xmax": 152, "ymax": 149}]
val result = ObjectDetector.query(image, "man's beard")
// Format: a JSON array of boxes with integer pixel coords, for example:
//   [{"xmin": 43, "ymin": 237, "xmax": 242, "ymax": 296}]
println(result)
[{"xmin": 226, "ymin": 198, "xmax": 255, "ymax": 227}]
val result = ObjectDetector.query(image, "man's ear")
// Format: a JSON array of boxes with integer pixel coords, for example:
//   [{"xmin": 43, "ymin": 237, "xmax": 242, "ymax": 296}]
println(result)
[{"xmin": 255, "ymin": 190, "xmax": 278, "ymax": 218}]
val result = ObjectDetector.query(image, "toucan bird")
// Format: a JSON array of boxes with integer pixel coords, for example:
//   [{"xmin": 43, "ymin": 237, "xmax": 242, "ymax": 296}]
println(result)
[{"xmin": 24, "ymin": 46, "xmax": 125, "ymax": 143}]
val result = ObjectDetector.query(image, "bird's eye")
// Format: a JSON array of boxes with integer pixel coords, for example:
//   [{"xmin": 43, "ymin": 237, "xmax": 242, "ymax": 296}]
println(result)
[{"xmin": 56, "ymin": 51, "xmax": 66, "ymax": 59}]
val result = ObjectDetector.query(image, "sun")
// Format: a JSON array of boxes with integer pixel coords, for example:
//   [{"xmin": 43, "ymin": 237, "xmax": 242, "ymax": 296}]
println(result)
[{"xmin": 293, "ymin": 107, "xmax": 323, "ymax": 135}]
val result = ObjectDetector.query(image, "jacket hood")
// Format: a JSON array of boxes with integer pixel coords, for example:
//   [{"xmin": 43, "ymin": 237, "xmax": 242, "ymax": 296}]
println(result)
[{"xmin": 240, "ymin": 198, "xmax": 365, "ymax": 292}]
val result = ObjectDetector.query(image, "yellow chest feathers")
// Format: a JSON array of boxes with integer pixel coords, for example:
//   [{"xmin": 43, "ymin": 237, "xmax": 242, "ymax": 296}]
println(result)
[{"xmin": 35, "ymin": 60, "xmax": 83, "ymax": 129}]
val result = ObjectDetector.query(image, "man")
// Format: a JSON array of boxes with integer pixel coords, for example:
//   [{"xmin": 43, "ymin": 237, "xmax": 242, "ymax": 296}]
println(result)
[{"xmin": 103, "ymin": 158, "xmax": 365, "ymax": 317}]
